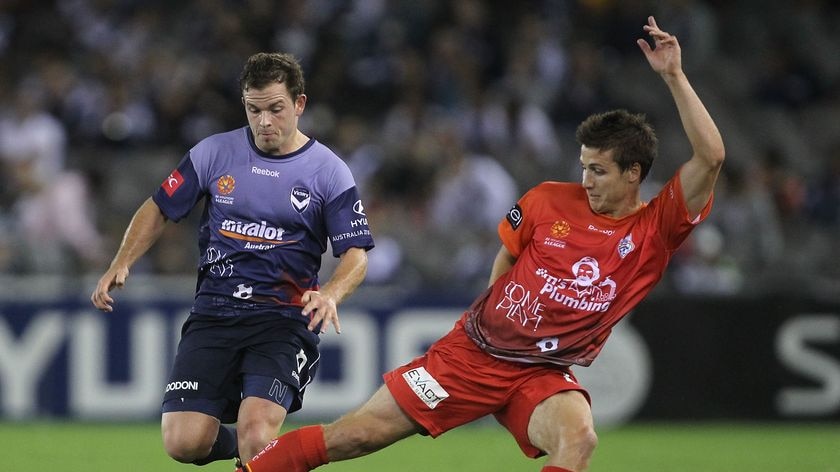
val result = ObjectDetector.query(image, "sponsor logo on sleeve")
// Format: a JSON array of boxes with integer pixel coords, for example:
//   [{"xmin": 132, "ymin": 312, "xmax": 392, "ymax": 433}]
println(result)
[
  {"xmin": 402, "ymin": 367, "xmax": 449, "ymax": 409},
  {"xmin": 348, "ymin": 200, "xmax": 370, "ymax": 230},
  {"xmin": 162, "ymin": 170, "xmax": 184, "ymax": 197},
  {"xmin": 506, "ymin": 203, "xmax": 523, "ymax": 230},
  {"xmin": 353, "ymin": 200, "xmax": 366, "ymax": 215},
  {"xmin": 330, "ymin": 228, "xmax": 371, "ymax": 243}
]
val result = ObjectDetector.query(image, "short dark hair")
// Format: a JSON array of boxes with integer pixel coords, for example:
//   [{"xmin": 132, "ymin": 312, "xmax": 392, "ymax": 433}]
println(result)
[
  {"xmin": 575, "ymin": 109, "xmax": 658, "ymax": 181},
  {"xmin": 239, "ymin": 52, "xmax": 305, "ymax": 99}
]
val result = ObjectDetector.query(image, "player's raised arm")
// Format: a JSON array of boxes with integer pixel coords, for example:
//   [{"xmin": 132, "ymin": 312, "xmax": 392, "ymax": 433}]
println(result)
[
  {"xmin": 90, "ymin": 197, "xmax": 168, "ymax": 312},
  {"xmin": 637, "ymin": 15, "xmax": 725, "ymax": 219}
]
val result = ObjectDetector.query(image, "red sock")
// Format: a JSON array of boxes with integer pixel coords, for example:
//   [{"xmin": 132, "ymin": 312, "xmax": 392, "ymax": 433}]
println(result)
[
  {"xmin": 541, "ymin": 467, "xmax": 575, "ymax": 472},
  {"xmin": 242, "ymin": 425, "xmax": 329, "ymax": 472}
]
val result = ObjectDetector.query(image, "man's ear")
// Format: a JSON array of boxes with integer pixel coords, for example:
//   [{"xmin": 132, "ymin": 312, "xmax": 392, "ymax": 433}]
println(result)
[
  {"xmin": 296, "ymin": 94, "xmax": 307, "ymax": 116},
  {"xmin": 628, "ymin": 162, "xmax": 642, "ymax": 183}
]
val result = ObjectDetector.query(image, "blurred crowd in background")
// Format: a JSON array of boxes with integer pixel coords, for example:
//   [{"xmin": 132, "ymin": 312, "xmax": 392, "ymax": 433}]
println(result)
[{"xmin": 0, "ymin": 0, "xmax": 838, "ymax": 299}]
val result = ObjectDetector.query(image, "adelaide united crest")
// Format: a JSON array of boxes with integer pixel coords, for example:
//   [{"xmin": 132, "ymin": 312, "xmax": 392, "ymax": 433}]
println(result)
[{"xmin": 617, "ymin": 234, "xmax": 635, "ymax": 259}]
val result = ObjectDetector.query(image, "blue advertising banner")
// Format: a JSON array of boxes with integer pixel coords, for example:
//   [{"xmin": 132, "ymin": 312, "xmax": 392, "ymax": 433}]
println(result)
[{"xmin": 1, "ymin": 276, "xmax": 838, "ymax": 423}]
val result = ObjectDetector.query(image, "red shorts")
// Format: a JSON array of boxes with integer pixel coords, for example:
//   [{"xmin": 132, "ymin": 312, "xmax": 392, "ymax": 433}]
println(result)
[{"xmin": 383, "ymin": 319, "xmax": 590, "ymax": 458}]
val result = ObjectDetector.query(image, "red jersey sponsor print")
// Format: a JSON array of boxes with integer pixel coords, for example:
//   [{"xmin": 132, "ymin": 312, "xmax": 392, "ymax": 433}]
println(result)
[
  {"xmin": 464, "ymin": 172, "xmax": 712, "ymax": 367},
  {"xmin": 162, "ymin": 169, "xmax": 184, "ymax": 197}
]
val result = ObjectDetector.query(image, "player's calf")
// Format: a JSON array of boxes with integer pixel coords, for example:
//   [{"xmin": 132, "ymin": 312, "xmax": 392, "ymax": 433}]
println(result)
[{"xmin": 238, "ymin": 425, "xmax": 328, "ymax": 472}]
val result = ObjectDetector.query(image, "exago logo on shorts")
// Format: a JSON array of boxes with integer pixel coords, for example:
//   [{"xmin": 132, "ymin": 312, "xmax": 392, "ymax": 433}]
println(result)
[{"xmin": 402, "ymin": 367, "xmax": 449, "ymax": 409}]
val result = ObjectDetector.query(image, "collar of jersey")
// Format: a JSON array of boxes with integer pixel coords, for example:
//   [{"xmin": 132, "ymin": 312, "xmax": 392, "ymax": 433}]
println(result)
[{"xmin": 245, "ymin": 126, "xmax": 315, "ymax": 160}]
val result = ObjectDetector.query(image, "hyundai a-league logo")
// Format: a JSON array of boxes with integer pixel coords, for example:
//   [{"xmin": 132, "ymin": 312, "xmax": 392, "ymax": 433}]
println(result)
[
  {"xmin": 217, "ymin": 175, "xmax": 235, "ymax": 195},
  {"xmin": 551, "ymin": 220, "xmax": 571, "ymax": 238}
]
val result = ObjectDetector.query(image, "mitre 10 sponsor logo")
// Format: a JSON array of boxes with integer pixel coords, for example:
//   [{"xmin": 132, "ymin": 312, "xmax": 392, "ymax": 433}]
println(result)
[{"xmin": 220, "ymin": 219, "xmax": 286, "ymax": 244}]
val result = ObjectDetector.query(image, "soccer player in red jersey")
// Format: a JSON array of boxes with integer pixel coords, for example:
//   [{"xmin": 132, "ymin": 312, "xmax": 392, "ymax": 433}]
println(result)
[{"xmin": 237, "ymin": 16, "xmax": 724, "ymax": 472}]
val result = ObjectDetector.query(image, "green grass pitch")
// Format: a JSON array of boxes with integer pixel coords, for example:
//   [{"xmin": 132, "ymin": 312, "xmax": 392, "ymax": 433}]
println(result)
[{"xmin": 2, "ymin": 421, "xmax": 838, "ymax": 471}]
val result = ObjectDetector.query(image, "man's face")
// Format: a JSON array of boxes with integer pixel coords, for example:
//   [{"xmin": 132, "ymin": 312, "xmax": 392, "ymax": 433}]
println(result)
[
  {"xmin": 579, "ymin": 145, "xmax": 638, "ymax": 217},
  {"xmin": 576, "ymin": 264, "xmax": 596, "ymax": 284},
  {"xmin": 242, "ymin": 81, "xmax": 306, "ymax": 155}
]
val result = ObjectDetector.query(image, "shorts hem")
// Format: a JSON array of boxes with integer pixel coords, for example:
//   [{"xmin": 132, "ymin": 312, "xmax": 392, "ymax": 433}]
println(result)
[
  {"xmin": 383, "ymin": 370, "xmax": 442, "ymax": 438},
  {"xmin": 161, "ymin": 397, "xmax": 224, "ymax": 420}
]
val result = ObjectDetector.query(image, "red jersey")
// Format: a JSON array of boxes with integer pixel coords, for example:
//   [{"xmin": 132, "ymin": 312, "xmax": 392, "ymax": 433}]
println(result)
[{"xmin": 463, "ymin": 171, "xmax": 711, "ymax": 367}]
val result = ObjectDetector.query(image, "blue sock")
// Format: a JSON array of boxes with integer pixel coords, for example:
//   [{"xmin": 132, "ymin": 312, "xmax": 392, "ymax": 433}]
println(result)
[{"xmin": 192, "ymin": 425, "xmax": 238, "ymax": 465}]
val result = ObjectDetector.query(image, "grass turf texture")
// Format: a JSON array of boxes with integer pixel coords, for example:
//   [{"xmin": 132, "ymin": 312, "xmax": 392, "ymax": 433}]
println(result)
[{"xmin": 2, "ymin": 421, "xmax": 838, "ymax": 471}]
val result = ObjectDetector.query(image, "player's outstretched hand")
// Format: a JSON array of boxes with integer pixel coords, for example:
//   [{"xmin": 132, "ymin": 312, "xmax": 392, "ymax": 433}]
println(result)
[
  {"xmin": 636, "ymin": 15, "xmax": 682, "ymax": 77},
  {"xmin": 91, "ymin": 266, "xmax": 129, "ymax": 312},
  {"xmin": 301, "ymin": 290, "xmax": 341, "ymax": 334}
]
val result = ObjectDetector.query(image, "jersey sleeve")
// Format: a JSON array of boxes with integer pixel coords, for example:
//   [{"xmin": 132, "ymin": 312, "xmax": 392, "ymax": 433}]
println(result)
[
  {"xmin": 323, "ymin": 160, "xmax": 375, "ymax": 257},
  {"xmin": 654, "ymin": 170, "xmax": 714, "ymax": 250},
  {"xmin": 497, "ymin": 185, "xmax": 542, "ymax": 258},
  {"xmin": 152, "ymin": 152, "xmax": 205, "ymax": 222}
]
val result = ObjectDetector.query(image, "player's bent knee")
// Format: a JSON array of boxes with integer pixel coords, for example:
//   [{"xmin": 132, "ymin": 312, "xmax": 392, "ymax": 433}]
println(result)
[
  {"xmin": 162, "ymin": 426, "xmax": 216, "ymax": 463},
  {"xmin": 237, "ymin": 428, "xmax": 277, "ymax": 461},
  {"xmin": 561, "ymin": 424, "xmax": 598, "ymax": 467},
  {"xmin": 575, "ymin": 426, "xmax": 598, "ymax": 457},
  {"xmin": 543, "ymin": 422, "xmax": 598, "ymax": 465},
  {"xmin": 163, "ymin": 435, "xmax": 215, "ymax": 463}
]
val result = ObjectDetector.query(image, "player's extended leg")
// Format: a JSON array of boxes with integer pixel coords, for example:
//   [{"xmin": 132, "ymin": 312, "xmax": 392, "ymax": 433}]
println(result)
[
  {"xmin": 161, "ymin": 411, "xmax": 229, "ymax": 463},
  {"xmin": 323, "ymin": 383, "xmax": 423, "ymax": 460},
  {"xmin": 240, "ymin": 384, "xmax": 423, "ymax": 472},
  {"xmin": 236, "ymin": 396, "xmax": 289, "ymax": 462},
  {"xmin": 527, "ymin": 391, "xmax": 598, "ymax": 472}
]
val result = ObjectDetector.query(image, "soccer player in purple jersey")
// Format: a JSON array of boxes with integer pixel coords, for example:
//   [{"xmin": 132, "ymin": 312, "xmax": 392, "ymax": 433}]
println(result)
[{"xmin": 91, "ymin": 52, "xmax": 374, "ymax": 467}]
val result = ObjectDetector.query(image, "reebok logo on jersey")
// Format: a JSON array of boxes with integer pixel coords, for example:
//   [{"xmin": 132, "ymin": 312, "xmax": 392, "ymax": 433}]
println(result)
[
  {"xmin": 506, "ymin": 203, "xmax": 523, "ymax": 230},
  {"xmin": 251, "ymin": 166, "xmax": 280, "ymax": 177},
  {"xmin": 162, "ymin": 170, "xmax": 184, "ymax": 197},
  {"xmin": 402, "ymin": 367, "xmax": 449, "ymax": 409}
]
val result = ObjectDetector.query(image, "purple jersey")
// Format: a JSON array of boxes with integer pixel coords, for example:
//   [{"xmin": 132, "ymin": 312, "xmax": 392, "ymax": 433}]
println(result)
[{"xmin": 152, "ymin": 126, "xmax": 374, "ymax": 319}]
